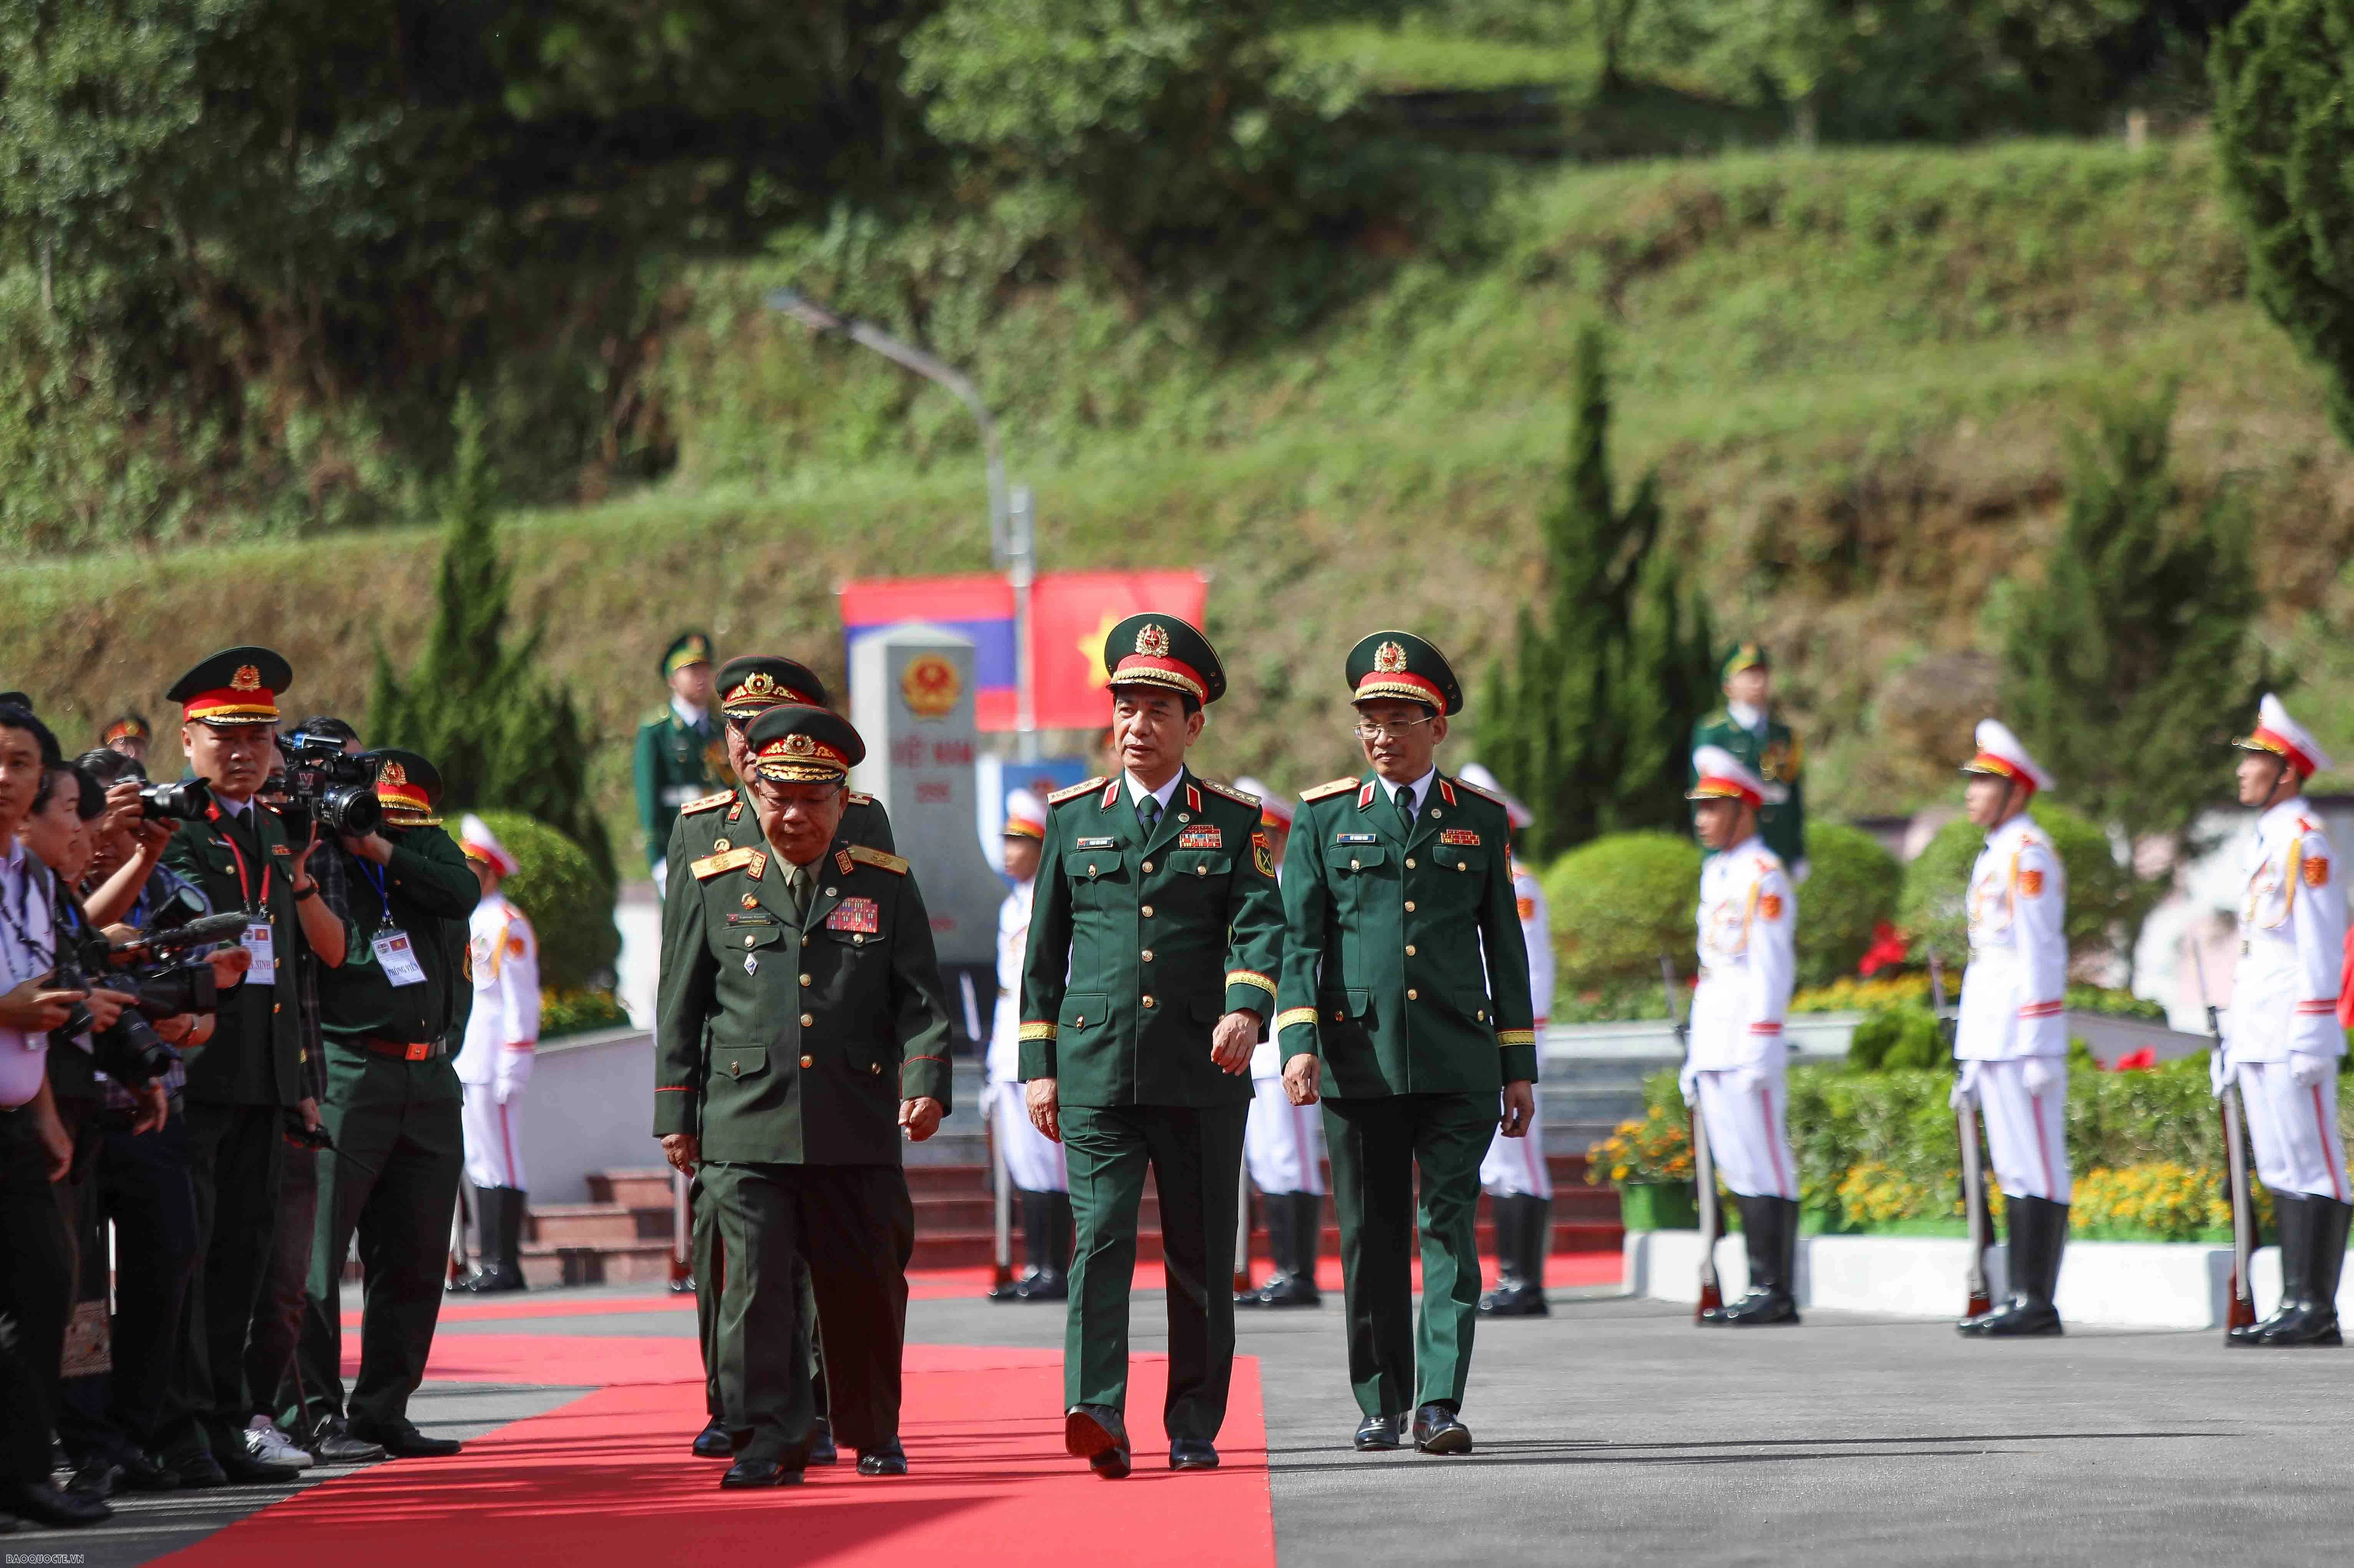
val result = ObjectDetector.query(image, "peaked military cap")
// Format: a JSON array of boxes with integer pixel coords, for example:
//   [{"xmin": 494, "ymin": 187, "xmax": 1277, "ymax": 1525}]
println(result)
[
  {"xmin": 2237, "ymin": 692, "xmax": 2332, "ymax": 779},
  {"xmin": 715, "ymin": 655, "xmax": 829, "ymax": 723},
  {"xmin": 661, "ymin": 630, "xmax": 715, "ymax": 677},
  {"xmin": 370, "ymin": 748, "xmax": 445, "ymax": 826},
  {"xmin": 1720, "ymin": 642, "xmax": 1770, "ymax": 682},
  {"xmin": 745, "ymin": 704, "xmax": 865, "ymax": 783},
  {"xmin": 168, "ymin": 646, "xmax": 292, "ymax": 727},
  {"xmin": 0, "ymin": 691, "xmax": 32, "ymax": 713},
  {"xmin": 1345, "ymin": 631, "xmax": 1462, "ymax": 716},
  {"xmin": 103, "ymin": 714, "xmax": 151, "ymax": 748},
  {"xmin": 1104, "ymin": 613, "xmax": 1226, "ymax": 705}
]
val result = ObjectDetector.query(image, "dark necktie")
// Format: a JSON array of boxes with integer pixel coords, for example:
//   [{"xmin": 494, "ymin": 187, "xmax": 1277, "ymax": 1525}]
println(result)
[
  {"xmin": 1137, "ymin": 794, "xmax": 1161, "ymax": 836},
  {"xmin": 1395, "ymin": 784, "xmax": 1416, "ymax": 832},
  {"xmin": 785, "ymin": 863, "xmax": 810, "ymax": 923}
]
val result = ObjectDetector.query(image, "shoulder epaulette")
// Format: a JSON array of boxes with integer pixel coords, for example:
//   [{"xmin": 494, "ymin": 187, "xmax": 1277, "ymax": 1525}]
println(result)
[
  {"xmin": 1701, "ymin": 710, "xmax": 1729, "ymax": 727},
  {"xmin": 638, "ymin": 707, "xmax": 672, "ymax": 728},
  {"xmin": 1048, "ymin": 777, "xmax": 1108, "ymax": 806},
  {"xmin": 847, "ymin": 791, "xmax": 878, "ymax": 807},
  {"xmin": 1299, "ymin": 778, "xmax": 1360, "ymax": 803},
  {"xmin": 846, "ymin": 844, "xmax": 909, "ymax": 875},
  {"xmin": 1198, "ymin": 778, "xmax": 1260, "ymax": 808},
  {"xmin": 1449, "ymin": 775, "xmax": 1505, "ymax": 807},
  {"xmin": 679, "ymin": 790, "xmax": 735, "ymax": 816}
]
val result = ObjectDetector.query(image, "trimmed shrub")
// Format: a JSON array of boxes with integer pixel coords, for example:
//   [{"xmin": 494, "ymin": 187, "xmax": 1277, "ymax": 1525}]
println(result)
[
  {"xmin": 1544, "ymin": 831, "xmax": 1702, "ymax": 989},
  {"xmin": 1896, "ymin": 800, "xmax": 2132, "ymax": 965},
  {"xmin": 1795, "ymin": 822, "xmax": 1902, "ymax": 987},
  {"xmin": 475, "ymin": 811, "xmax": 620, "ymax": 992},
  {"xmin": 1846, "ymin": 1006, "xmax": 1946, "ymax": 1072}
]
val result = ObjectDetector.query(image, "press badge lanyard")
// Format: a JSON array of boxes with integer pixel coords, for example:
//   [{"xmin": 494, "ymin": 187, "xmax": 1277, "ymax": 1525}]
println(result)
[
  {"xmin": 219, "ymin": 818, "xmax": 278, "ymax": 985},
  {"xmin": 358, "ymin": 857, "xmax": 427, "ymax": 987}
]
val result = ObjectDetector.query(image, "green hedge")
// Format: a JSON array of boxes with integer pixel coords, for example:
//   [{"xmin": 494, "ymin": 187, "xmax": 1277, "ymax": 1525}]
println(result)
[
  {"xmin": 1795, "ymin": 822, "xmax": 1901, "ymax": 987},
  {"xmin": 475, "ymin": 811, "xmax": 620, "ymax": 992},
  {"xmin": 1544, "ymin": 832, "xmax": 1702, "ymax": 989},
  {"xmin": 1896, "ymin": 801, "xmax": 2133, "ymax": 964}
]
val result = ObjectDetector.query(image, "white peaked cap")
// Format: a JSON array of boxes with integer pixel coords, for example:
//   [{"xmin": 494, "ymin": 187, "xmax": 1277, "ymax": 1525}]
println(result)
[
  {"xmin": 1232, "ymin": 777, "xmax": 1294, "ymax": 829},
  {"xmin": 1003, "ymin": 788, "xmax": 1048, "ymax": 839},
  {"xmin": 1964, "ymin": 718, "xmax": 2054, "ymax": 794},
  {"xmin": 2240, "ymin": 692, "xmax": 2334, "ymax": 778},
  {"xmin": 458, "ymin": 814, "xmax": 519, "ymax": 877},
  {"xmin": 1687, "ymin": 745, "xmax": 1787, "ymax": 807},
  {"xmin": 1457, "ymin": 763, "xmax": 1534, "ymax": 829}
]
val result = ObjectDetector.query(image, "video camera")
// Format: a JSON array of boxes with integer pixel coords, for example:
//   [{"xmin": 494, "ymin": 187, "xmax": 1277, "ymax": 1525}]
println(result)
[
  {"xmin": 49, "ymin": 910, "xmax": 249, "ymax": 1090},
  {"xmin": 269, "ymin": 733, "xmax": 382, "ymax": 840}
]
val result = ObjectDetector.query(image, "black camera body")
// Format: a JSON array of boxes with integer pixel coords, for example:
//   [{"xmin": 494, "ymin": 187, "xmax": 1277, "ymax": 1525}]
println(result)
[
  {"xmin": 270, "ymin": 734, "xmax": 382, "ymax": 840},
  {"xmin": 48, "ymin": 911, "xmax": 247, "ymax": 1090},
  {"xmin": 138, "ymin": 775, "xmax": 213, "ymax": 823}
]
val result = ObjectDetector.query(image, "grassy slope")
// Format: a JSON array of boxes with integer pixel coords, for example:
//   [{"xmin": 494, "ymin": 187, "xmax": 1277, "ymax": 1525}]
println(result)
[{"xmin": 9, "ymin": 135, "xmax": 2349, "ymax": 869}]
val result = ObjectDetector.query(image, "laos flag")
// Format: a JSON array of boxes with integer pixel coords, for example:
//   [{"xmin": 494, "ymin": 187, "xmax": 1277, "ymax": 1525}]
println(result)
[{"xmin": 838, "ymin": 575, "xmax": 1018, "ymax": 729}]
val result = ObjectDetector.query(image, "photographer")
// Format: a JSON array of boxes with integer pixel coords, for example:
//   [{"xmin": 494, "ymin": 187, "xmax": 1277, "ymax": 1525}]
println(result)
[
  {"xmin": 290, "ymin": 749, "xmax": 478, "ymax": 1460},
  {"xmin": 155, "ymin": 647, "xmax": 342, "ymax": 1488},
  {"xmin": 0, "ymin": 702, "xmax": 111, "ymax": 1529}
]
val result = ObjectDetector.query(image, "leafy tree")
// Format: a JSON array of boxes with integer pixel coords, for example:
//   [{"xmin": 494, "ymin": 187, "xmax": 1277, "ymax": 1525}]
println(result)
[
  {"xmin": 1997, "ymin": 388, "xmax": 2273, "ymax": 853},
  {"xmin": 370, "ymin": 397, "xmax": 612, "ymax": 881},
  {"xmin": 1477, "ymin": 325, "xmax": 1715, "ymax": 857}
]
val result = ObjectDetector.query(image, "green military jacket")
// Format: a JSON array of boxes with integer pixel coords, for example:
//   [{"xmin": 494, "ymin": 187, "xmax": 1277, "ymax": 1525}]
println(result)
[
  {"xmin": 1690, "ymin": 710, "xmax": 1807, "ymax": 869},
  {"xmin": 163, "ymin": 800, "xmax": 309, "ymax": 1107},
  {"xmin": 633, "ymin": 704, "xmax": 726, "ymax": 873},
  {"xmin": 316, "ymin": 825, "xmax": 479, "ymax": 1082},
  {"xmin": 654, "ymin": 825, "xmax": 954, "ymax": 1165},
  {"xmin": 1276, "ymin": 771, "xmax": 1539, "ymax": 1096},
  {"xmin": 1018, "ymin": 769, "xmax": 1286, "ymax": 1109}
]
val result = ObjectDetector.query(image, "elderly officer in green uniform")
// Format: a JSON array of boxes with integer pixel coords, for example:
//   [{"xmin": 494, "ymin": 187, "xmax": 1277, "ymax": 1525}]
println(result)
[
  {"xmin": 1019, "ymin": 613, "xmax": 1286, "ymax": 1481},
  {"xmin": 157, "ymin": 647, "xmax": 346, "ymax": 1486},
  {"xmin": 1690, "ymin": 643, "xmax": 1808, "ymax": 880},
  {"xmin": 289, "ymin": 750, "xmax": 480, "ymax": 1459},
  {"xmin": 673, "ymin": 655, "xmax": 896, "ymax": 1466},
  {"xmin": 655, "ymin": 704, "xmax": 952, "ymax": 1490},
  {"xmin": 634, "ymin": 631, "xmax": 724, "ymax": 894},
  {"xmin": 1275, "ymin": 632, "xmax": 1538, "ymax": 1457}
]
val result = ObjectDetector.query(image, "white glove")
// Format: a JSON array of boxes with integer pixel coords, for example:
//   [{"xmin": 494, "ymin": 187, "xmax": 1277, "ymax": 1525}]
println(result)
[
  {"xmin": 1790, "ymin": 859, "xmax": 1811, "ymax": 886},
  {"xmin": 1728, "ymin": 1065, "xmax": 1769, "ymax": 1098},
  {"xmin": 1949, "ymin": 1059, "xmax": 1980, "ymax": 1111},
  {"xmin": 2022, "ymin": 1056, "xmax": 2063, "ymax": 1097},
  {"xmin": 1678, "ymin": 1060, "xmax": 1701, "ymax": 1105},
  {"xmin": 2289, "ymin": 1051, "xmax": 2332, "ymax": 1090},
  {"xmin": 2210, "ymin": 1050, "xmax": 2231, "ymax": 1102}
]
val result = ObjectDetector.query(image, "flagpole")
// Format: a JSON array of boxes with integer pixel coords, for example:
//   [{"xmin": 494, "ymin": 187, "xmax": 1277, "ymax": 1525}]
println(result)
[{"xmin": 1009, "ymin": 486, "xmax": 1039, "ymax": 762}]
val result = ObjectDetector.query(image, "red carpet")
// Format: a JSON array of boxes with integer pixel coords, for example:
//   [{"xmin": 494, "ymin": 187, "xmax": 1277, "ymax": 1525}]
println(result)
[{"xmin": 166, "ymin": 1336, "xmax": 1274, "ymax": 1568}]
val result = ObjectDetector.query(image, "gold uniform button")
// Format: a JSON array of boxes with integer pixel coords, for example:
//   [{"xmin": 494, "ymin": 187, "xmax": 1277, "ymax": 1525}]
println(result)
[
  {"xmin": 799, "ymin": 1054, "xmax": 814, "ymax": 1068},
  {"xmin": 800, "ymin": 973, "xmax": 812, "ymax": 987},
  {"xmin": 1141, "ymin": 949, "xmax": 1155, "ymax": 962},
  {"xmin": 1141, "ymin": 904, "xmax": 1155, "ymax": 918},
  {"xmin": 1333, "ymin": 1010, "xmax": 1344, "ymax": 1021},
  {"xmin": 1407, "ymin": 988, "xmax": 1420, "ymax": 1001},
  {"xmin": 1405, "ymin": 944, "xmax": 1417, "ymax": 956},
  {"xmin": 1405, "ymin": 857, "xmax": 1417, "ymax": 869},
  {"xmin": 1142, "ymin": 860, "xmax": 1155, "ymax": 874},
  {"xmin": 1142, "ymin": 994, "xmax": 1156, "ymax": 1009},
  {"xmin": 273, "ymin": 1003, "xmax": 282, "ymax": 1014},
  {"xmin": 1404, "ymin": 900, "xmax": 1417, "ymax": 913},
  {"xmin": 1350, "ymin": 858, "xmax": 1361, "ymax": 871},
  {"xmin": 744, "ymin": 935, "xmax": 757, "ymax": 948},
  {"xmin": 853, "ymin": 934, "xmax": 865, "ymax": 946},
  {"xmin": 824, "ymin": 886, "xmax": 837, "ymax": 897},
  {"xmin": 870, "ymin": 1063, "xmax": 883, "ymax": 1075},
  {"xmin": 800, "ymin": 1013, "xmax": 815, "ymax": 1027},
  {"xmin": 1478, "ymin": 1009, "xmax": 1487, "ymax": 1021},
  {"xmin": 1458, "ymin": 861, "xmax": 1470, "ymax": 873},
  {"xmin": 1195, "ymin": 864, "xmax": 1208, "ymax": 877}
]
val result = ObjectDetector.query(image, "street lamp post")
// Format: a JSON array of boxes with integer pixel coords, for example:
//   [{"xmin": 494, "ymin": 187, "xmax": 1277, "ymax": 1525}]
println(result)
[{"xmin": 765, "ymin": 287, "xmax": 1038, "ymax": 760}]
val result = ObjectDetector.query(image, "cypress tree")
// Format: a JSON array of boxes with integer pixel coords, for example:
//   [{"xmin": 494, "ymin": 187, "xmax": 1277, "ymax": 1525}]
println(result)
[{"xmin": 372, "ymin": 393, "xmax": 615, "ymax": 881}]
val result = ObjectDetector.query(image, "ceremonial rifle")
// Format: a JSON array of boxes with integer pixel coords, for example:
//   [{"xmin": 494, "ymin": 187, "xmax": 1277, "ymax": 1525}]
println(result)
[
  {"xmin": 1934, "ymin": 954, "xmax": 1993, "ymax": 1319},
  {"xmin": 2192, "ymin": 942, "xmax": 2258, "ymax": 1334},
  {"xmin": 1660, "ymin": 954, "xmax": 1720, "ymax": 1321},
  {"xmin": 989, "ymin": 1096, "xmax": 1015, "ymax": 1294}
]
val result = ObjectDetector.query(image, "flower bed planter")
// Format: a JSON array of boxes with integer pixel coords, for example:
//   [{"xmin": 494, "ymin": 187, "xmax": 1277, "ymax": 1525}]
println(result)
[{"xmin": 1617, "ymin": 1181, "xmax": 1696, "ymax": 1231}]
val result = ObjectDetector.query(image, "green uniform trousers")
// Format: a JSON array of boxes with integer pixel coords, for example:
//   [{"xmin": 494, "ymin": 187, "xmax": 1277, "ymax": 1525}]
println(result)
[
  {"xmin": 161, "ymin": 1101, "xmax": 285, "ymax": 1463},
  {"xmin": 293, "ymin": 1060, "xmax": 463, "ymax": 1432},
  {"xmin": 693, "ymin": 1178, "xmax": 825, "ymax": 1422},
  {"xmin": 1060, "ymin": 1101, "xmax": 1248, "ymax": 1440},
  {"xmin": 1321, "ymin": 1091, "xmax": 1493, "ymax": 1417},
  {"xmin": 701, "ymin": 1161, "xmax": 910, "ymax": 1464}
]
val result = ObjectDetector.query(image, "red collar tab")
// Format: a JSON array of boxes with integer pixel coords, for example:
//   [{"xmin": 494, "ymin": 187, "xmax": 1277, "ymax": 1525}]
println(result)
[
  {"xmin": 1100, "ymin": 778, "xmax": 1121, "ymax": 810},
  {"xmin": 1185, "ymin": 782, "xmax": 1202, "ymax": 814},
  {"xmin": 1357, "ymin": 782, "xmax": 1376, "ymax": 810},
  {"xmin": 1437, "ymin": 778, "xmax": 1457, "ymax": 807}
]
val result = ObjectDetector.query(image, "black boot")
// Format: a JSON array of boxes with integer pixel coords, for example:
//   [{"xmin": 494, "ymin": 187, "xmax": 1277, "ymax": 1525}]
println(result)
[
  {"xmin": 2260, "ymin": 1196, "xmax": 2347, "ymax": 1346},
  {"xmin": 992, "ymin": 1189, "xmax": 1042, "ymax": 1301},
  {"xmin": 1701, "ymin": 1196, "xmax": 1764, "ymax": 1324},
  {"xmin": 1019, "ymin": 1191, "xmax": 1072, "ymax": 1301},
  {"xmin": 448, "ymin": 1183, "xmax": 491, "ymax": 1291},
  {"xmin": 1480, "ymin": 1196, "xmax": 1548, "ymax": 1317},
  {"xmin": 2236, "ymin": 1194, "xmax": 2308, "ymax": 1344},
  {"xmin": 1479, "ymin": 1195, "xmax": 1525, "ymax": 1313},
  {"xmin": 1272, "ymin": 1192, "xmax": 1323, "ymax": 1306},
  {"xmin": 1974, "ymin": 1197, "xmax": 2063, "ymax": 1337},
  {"xmin": 1524, "ymin": 1196, "xmax": 1553, "ymax": 1313},
  {"xmin": 1722, "ymin": 1196, "xmax": 1800, "ymax": 1325},
  {"xmin": 470, "ymin": 1189, "xmax": 528, "ymax": 1292},
  {"xmin": 498, "ymin": 1188, "xmax": 531, "ymax": 1291},
  {"xmin": 1251, "ymin": 1195, "xmax": 1319, "ymax": 1307}
]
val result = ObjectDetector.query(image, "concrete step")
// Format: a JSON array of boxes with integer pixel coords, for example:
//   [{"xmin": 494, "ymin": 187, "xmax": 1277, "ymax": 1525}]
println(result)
[
  {"xmin": 526, "ymin": 1203, "xmax": 667, "ymax": 1249},
  {"xmin": 519, "ymin": 1241, "xmax": 675, "ymax": 1289},
  {"xmin": 587, "ymin": 1170, "xmax": 676, "ymax": 1210}
]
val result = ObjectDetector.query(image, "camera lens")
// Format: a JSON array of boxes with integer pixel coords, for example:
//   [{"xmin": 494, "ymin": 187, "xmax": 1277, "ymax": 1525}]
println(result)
[
  {"xmin": 319, "ymin": 784, "xmax": 383, "ymax": 837},
  {"xmin": 137, "ymin": 777, "xmax": 213, "ymax": 822}
]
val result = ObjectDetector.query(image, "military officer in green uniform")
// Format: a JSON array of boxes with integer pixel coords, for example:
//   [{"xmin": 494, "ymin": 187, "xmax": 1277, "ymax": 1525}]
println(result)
[
  {"xmin": 1690, "ymin": 643, "xmax": 1808, "ymax": 879},
  {"xmin": 634, "ymin": 631, "xmax": 724, "ymax": 893},
  {"xmin": 1275, "ymin": 632, "xmax": 1538, "ymax": 1457},
  {"xmin": 157, "ymin": 648, "xmax": 347, "ymax": 1485},
  {"xmin": 290, "ymin": 750, "xmax": 480, "ymax": 1458},
  {"xmin": 1019, "ymin": 614, "xmax": 1286, "ymax": 1480},
  {"xmin": 655, "ymin": 704, "xmax": 952, "ymax": 1490},
  {"xmin": 674, "ymin": 655, "xmax": 896, "ymax": 1465}
]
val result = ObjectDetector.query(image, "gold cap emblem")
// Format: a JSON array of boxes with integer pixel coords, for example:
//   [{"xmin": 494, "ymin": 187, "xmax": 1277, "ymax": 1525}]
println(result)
[
  {"xmin": 1135, "ymin": 622, "xmax": 1171, "ymax": 658},
  {"xmin": 784, "ymin": 732, "xmax": 816, "ymax": 756},
  {"xmin": 744, "ymin": 671, "xmax": 774, "ymax": 697},
  {"xmin": 1374, "ymin": 641, "xmax": 1408, "ymax": 674},
  {"xmin": 231, "ymin": 664, "xmax": 262, "ymax": 691},
  {"xmin": 380, "ymin": 761, "xmax": 408, "ymax": 787}
]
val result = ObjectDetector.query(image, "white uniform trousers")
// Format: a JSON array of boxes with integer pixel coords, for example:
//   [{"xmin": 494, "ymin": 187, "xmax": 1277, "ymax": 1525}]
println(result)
[
  {"xmin": 1694, "ymin": 1069, "xmax": 1797, "ymax": 1201},
  {"xmin": 1480, "ymin": 1097, "xmax": 1553, "ymax": 1198},
  {"xmin": 1244, "ymin": 1077, "xmax": 1326, "ymax": 1195},
  {"xmin": 1974, "ymin": 1059, "xmax": 2071, "ymax": 1204},
  {"xmin": 461, "ymin": 1083, "xmax": 527, "ymax": 1190},
  {"xmin": 991, "ymin": 1079, "xmax": 1068, "ymax": 1194},
  {"xmin": 2238, "ymin": 1060, "xmax": 2349, "ymax": 1202}
]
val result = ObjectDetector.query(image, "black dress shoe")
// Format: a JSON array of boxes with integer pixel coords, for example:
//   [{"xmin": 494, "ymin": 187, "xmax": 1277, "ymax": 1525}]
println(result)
[
  {"xmin": 216, "ymin": 1445, "xmax": 304, "ymax": 1484},
  {"xmin": 307, "ymin": 1417, "xmax": 388, "ymax": 1465},
  {"xmin": 1354, "ymin": 1413, "xmax": 1404, "ymax": 1451},
  {"xmin": 1064, "ymin": 1404, "xmax": 1131, "ymax": 1479},
  {"xmin": 856, "ymin": 1440, "xmax": 908, "ymax": 1477},
  {"xmin": 692, "ymin": 1417, "xmax": 734, "ymax": 1459},
  {"xmin": 720, "ymin": 1457, "xmax": 804, "ymax": 1489},
  {"xmin": 1169, "ymin": 1438, "xmax": 1219, "ymax": 1471},
  {"xmin": 168, "ymin": 1447, "xmax": 229, "ymax": 1489},
  {"xmin": 5, "ymin": 1478, "xmax": 112, "ymax": 1527},
  {"xmin": 65, "ymin": 1460, "xmax": 118, "ymax": 1502},
  {"xmin": 348, "ymin": 1418, "xmax": 463, "ymax": 1458},
  {"xmin": 116, "ymin": 1449, "xmax": 183, "ymax": 1492},
  {"xmin": 807, "ymin": 1416, "xmax": 839, "ymax": 1466},
  {"xmin": 1412, "ymin": 1404, "xmax": 1472, "ymax": 1455}
]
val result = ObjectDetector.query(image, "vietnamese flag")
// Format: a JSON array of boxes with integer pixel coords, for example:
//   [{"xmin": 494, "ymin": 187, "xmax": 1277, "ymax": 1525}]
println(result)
[{"xmin": 1028, "ymin": 571, "xmax": 1210, "ymax": 730}]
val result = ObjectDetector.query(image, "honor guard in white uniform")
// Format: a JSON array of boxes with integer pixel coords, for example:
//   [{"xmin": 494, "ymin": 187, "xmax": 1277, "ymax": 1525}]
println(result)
[
  {"xmin": 1234, "ymin": 778, "xmax": 1324, "ymax": 1309},
  {"xmin": 455, "ymin": 815, "xmax": 540, "ymax": 1293},
  {"xmin": 990, "ymin": 790, "xmax": 1072, "ymax": 1301},
  {"xmin": 2223, "ymin": 694, "xmax": 2351, "ymax": 1346},
  {"xmin": 1677, "ymin": 747, "xmax": 1800, "ymax": 1325},
  {"xmin": 1948, "ymin": 720, "xmax": 2070, "ymax": 1337},
  {"xmin": 1462, "ymin": 763, "xmax": 1555, "ymax": 1317}
]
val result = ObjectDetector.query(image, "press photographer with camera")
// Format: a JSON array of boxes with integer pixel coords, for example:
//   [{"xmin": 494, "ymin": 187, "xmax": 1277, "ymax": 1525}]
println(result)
[
  {"xmin": 288, "ymin": 747, "xmax": 479, "ymax": 1460},
  {"xmin": 154, "ymin": 648, "xmax": 345, "ymax": 1488}
]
